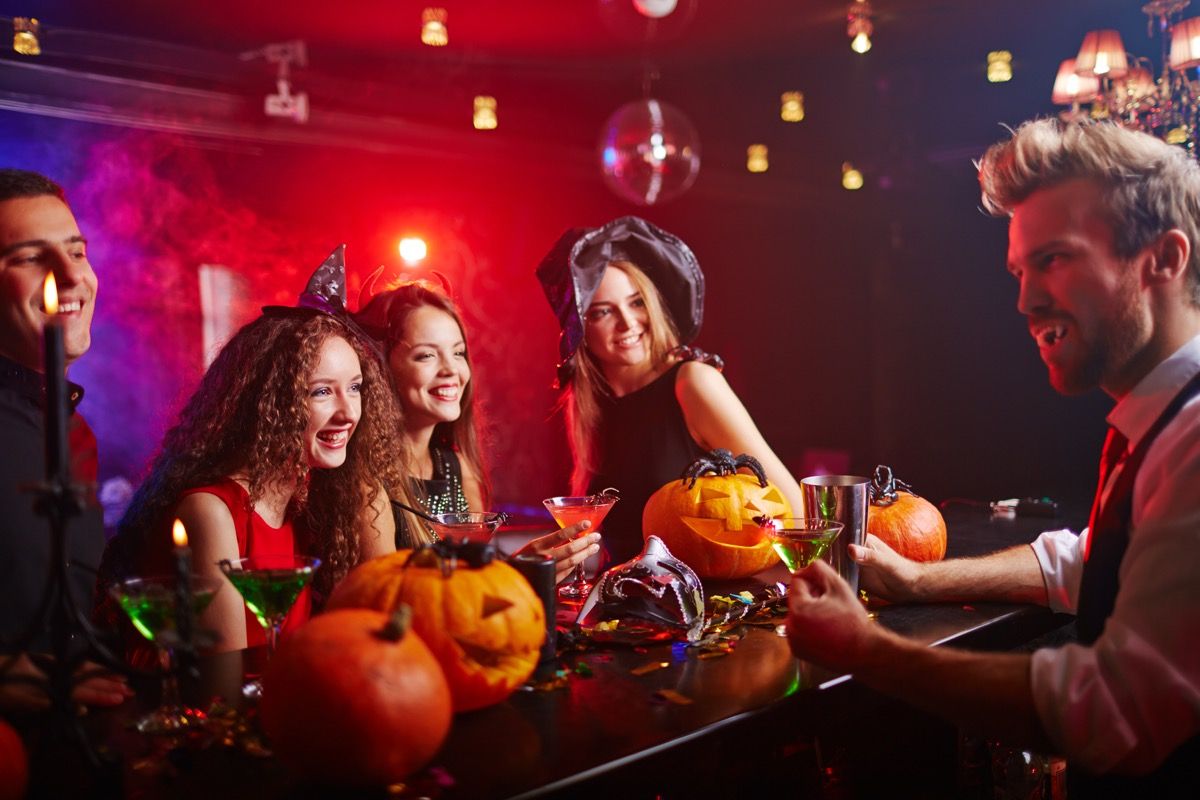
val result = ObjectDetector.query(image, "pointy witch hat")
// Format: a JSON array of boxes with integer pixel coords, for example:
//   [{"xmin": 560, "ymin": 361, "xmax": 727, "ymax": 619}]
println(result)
[{"xmin": 262, "ymin": 244, "xmax": 381, "ymax": 357}]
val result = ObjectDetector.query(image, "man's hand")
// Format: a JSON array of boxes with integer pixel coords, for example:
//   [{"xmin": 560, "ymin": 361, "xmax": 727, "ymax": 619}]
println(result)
[
  {"xmin": 785, "ymin": 559, "xmax": 877, "ymax": 673},
  {"xmin": 850, "ymin": 533, "xmax": 926, "ymax": 602},
  {"xmin": 511, "ymin": 521, "xmax": 601, "ymax": 584},
  {"xmin": 0, "ymin": 654, "xmax": 132, "ymax": 712}
]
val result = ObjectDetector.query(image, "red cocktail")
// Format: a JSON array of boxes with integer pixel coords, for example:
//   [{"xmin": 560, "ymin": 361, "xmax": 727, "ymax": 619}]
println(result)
[{"xmin": 543, "ymin": 491, "xmax": 619, "ymax": 601}]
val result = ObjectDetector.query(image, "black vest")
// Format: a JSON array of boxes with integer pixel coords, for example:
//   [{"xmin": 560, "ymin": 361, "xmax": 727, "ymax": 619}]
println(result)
[{"xmin": 1069, "ymin": 371, "xmax": 1200, "ymax": 797}]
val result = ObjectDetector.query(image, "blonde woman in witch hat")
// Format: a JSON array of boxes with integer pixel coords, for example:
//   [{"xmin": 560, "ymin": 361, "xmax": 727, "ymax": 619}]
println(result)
[
  {"xmin": 100, "ymin": 246, "xmax": 411, "ymax": 661},
  {"xmin": 537, "ymin": 216, "xmax": 804, "ymax": 564},
  {"xmin": 355, "ymin": 271, "xmax": 602, "ymax": 584}
]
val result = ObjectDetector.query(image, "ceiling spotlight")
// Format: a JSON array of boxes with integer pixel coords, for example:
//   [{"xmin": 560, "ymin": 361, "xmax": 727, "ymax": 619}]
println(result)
[
  {"xmin": 847, "ymin": 1, "xmax": 873, "ymax": 54},
  {"xmin": 473, "ymin": 95, "xmax": 497, "ymax": 130},
  {"xmin": 746, "ymin": 144, "xmax": 769, "ymax": 173},
  {"xmin": 987, "ymin": 50, "xmax": 1014, "ymax": 83},
  {"xmin": 241, "ymin": 41, "xmax": 309, "ymax": 123},
  {"xmin": 422, "ymin": 8, "xmax": 448, "ymax": 47},
  {"xmin": 842, "ymin": 162, "xmax": 864, "ymax": 190},
  {"xmin": 780, "ymin": 91, "xmax": 805, "ymax": 122},
  {"xmin": 399, "ymin": 237, "xmax": 428, "ymax": 265},
  {"xmin": 13, "ymin": 17, "xmax": 40, "ymax": 56}
]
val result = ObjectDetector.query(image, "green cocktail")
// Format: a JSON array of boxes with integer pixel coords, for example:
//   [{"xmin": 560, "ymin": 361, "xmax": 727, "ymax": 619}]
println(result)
[
  {"xmin": 218, "ymin": 555, "xmax": 320, "ymax": 660},
  {"xmin": 769, "ymin": 525, "xmax": 843, "ymax": 572},
  {"xmin": 116, "ymin": 583, "xmax": 217, "ymax": 643},
  {"xmin": 109, "ymin": 574, "xmax": 223, "ymax": 734}
]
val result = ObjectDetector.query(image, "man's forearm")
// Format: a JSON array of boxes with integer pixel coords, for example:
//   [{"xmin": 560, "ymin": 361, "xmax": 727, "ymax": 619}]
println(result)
[
  {"xmin": 854, "ymin": 628, "xmax": 1053, "ymax": 749},
  {"xmin": 915, "ymin": 544, "xmax": 1047, "ymax": 605}
]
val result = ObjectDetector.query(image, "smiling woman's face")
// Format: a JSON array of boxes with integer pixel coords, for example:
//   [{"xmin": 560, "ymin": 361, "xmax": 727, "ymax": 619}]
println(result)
[
  {"xmin": 583, "ymin": 266, "xmax": 651, "ymax": 369},
  {"xmin": 388, "ymin": 305, "xmax": 471, "ymax": 429},
  {"xmin": 303, "ymin": 335, "xmax": 362, "ymax": 470}
]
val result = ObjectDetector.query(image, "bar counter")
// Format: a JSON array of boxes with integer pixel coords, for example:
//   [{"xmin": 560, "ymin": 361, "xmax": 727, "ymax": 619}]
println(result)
[{"xmin": 30, "ymin": 505, "xmax": 1079, "ymax": 799}]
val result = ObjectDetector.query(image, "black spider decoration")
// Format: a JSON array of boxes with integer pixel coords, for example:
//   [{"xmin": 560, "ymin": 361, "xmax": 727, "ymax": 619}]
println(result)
[{"xmin": 680, "ymin": 448, "xmax": 768, "ymax": 489}]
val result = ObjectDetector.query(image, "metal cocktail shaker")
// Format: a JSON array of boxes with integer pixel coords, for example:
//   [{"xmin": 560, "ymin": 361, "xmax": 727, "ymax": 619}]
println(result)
[{"xmin": 800, "ymin": 474, "xmax": 870, "ymax": 595}]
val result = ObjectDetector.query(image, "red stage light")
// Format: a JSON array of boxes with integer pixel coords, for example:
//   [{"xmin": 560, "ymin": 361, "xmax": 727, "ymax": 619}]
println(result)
[{"xmin": 399, "ymin": 237, "xmax": 428, "ymax": 265}]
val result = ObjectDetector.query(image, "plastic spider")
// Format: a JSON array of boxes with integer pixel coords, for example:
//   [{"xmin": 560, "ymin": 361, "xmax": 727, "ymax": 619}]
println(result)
[{"xmin": 680, "ymin": 448, "xmax": 768, "ymax": 489}]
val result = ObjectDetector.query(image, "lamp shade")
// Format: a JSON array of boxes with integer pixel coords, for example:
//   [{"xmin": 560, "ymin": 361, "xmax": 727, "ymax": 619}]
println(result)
[
  {"xmin": 1170, "ymin": 17, "xmax": 1200, "ymax": 70},
  {"xmin": 1075, "ymin": 29, "xmax": 1128, "ymax": 78},
  {"xmin": 1115, "ymin": 66, "xmax": 1155, "ymax": 102},
  {"xmin": 1052, "ymin": 59, "xmax": 1100, "ymax": 104}
]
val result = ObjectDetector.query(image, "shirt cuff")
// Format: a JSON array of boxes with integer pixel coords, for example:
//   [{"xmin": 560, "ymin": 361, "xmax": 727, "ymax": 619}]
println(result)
[{"xmin": 1029, "ymin": 528, "xmax": 1083, "ymax": 613}]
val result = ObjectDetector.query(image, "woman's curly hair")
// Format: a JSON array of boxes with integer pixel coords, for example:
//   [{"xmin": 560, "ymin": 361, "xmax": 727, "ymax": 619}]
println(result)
[{"xmin": 106, "ymin": 312, "xmax": 413, "ymax": 600}]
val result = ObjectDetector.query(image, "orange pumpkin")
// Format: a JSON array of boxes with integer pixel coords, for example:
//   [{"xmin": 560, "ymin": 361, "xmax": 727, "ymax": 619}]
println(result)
[
  {"xmin": 327, "ymin": 543, "xmax": 546, "ymax": 712},
  {"xmin": 865, "ymin": 465, "xmax": 947, "ymax": 562},
  {"xmin": 642, "ymin": 450, "xmax": 793, "ymax": 579},
  {"xmin": 0, "ymin": 718, "xmax": 28, "ymax": 800},
  {"xmin": 260, "ymin": 606, "xmax": 452, "ymax": 788}
]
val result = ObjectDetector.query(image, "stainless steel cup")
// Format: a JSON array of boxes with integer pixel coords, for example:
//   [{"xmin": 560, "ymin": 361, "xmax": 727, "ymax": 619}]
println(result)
[{"xmin": 800, "ymin": 475, "xmax": 870, "ymax": 594}]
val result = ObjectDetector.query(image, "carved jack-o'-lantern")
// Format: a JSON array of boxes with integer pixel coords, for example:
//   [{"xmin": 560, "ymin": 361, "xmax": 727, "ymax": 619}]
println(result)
[
  {"xmin": 327, "ymin": 541, "xmax": 546, "ymax": 712},
  {"xmin": 642, "ymin": 449, "xmax": 793, "ymax": 579}
]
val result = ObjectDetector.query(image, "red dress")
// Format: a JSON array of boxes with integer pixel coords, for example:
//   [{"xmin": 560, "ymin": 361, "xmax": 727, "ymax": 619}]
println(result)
[{"xmin": 135, "ymin": 478, "xmax": 311, "ymax": 651}]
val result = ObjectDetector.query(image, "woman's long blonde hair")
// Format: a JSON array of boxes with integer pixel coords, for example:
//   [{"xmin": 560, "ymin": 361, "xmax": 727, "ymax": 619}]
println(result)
[{"xmin": 560, "ymin": 260, "xmax": 680, "ymax": 495}]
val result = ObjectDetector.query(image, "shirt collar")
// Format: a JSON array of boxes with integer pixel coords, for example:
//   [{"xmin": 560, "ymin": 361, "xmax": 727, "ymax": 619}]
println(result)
[
  {"xmin": 0, "ymin": 353, "xmax": 86, "ymax": 412},
  {"xmin": 1107, "ymin": 332, "xmax": 1200, "ymax": 450}
]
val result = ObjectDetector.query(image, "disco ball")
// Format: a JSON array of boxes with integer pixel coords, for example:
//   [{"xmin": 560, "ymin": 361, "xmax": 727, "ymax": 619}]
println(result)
[{"xmin": 597, "ymin": 98, "xmax": 701, "ymax": 206}]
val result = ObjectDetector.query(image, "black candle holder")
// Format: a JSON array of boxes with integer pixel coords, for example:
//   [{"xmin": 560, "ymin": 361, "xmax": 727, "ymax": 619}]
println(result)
[{"xmin": 0, "ymin": 471, "xmax": 198, "ymax": 790}]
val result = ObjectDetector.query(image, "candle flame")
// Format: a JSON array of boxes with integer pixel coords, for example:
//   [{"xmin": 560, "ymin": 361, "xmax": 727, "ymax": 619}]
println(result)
[
  {"xmin": 43, "ymin": 274, "xmax": 58, "ymax": 315},
  {"xmin": 172, "ymin": 518, "xmax": 188, "ymax": 547}
]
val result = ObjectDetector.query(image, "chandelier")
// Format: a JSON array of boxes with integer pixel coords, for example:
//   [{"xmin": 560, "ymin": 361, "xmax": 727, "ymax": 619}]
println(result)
[{"xmin": 1052, "ymin": 0, "xmax": 1200, "ymax": 152}]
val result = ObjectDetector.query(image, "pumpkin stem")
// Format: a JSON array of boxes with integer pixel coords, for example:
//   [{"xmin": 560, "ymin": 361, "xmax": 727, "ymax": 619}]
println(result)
[
  {"xmin": 869, "ymin": 465, "xmax": 915, "ymax": 507},
  {"xmin": 377, "ymin": 604, "xmax": 413, "ymax": 642}
]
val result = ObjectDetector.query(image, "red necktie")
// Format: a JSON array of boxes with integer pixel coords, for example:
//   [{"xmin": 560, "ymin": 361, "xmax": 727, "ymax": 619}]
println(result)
[{"xmin": 1084, "ymin": 426, "xmax": 1129, "ymax": 561}]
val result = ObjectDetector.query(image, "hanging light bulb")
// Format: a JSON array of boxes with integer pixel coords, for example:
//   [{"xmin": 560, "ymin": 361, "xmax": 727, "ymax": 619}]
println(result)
[
  {"xmin": 473, "ymin": 95, "xmax": 498, "ymax": 130},
  {"xmin": 987, "ymin": 50, "xmax": 1013, "ymax": 83},
  {"xmin": 847, "ymin": 1, "xmax": 873, "ymax": 54},
  {"xmin": 780, "ymin": 91, "xmax": 805, "ymax": 122},
  {"xmin": 746, "ymin": 145, "xmax": 769, "ymax": 173},
  {"xmin": 842, "ymin": 162, "xmax": 864, "ymax": 190},
  {"xmin": 12, "ymin": 17, "xmax": 40, "ymax": 56},
  {"xmin": 633, "ymin": 0, "xmax": 678, "ymax": 18},
  {"xmin": 421, "ymin": 8, "xmax": 448, "ymax": 47}
]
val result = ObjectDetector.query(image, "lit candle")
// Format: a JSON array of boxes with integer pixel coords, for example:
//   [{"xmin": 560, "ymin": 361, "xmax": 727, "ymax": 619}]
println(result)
[
  {"xmin": 42, "ymin": 274, "xmax": 69, "ymax": 485},
  {"xmin": 173, "ymin": 519, "xmax": 194, "ymax": 648}
]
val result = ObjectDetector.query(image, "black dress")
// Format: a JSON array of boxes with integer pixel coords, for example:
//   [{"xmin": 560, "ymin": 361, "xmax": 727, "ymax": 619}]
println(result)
[
  {"xmin": 588, "ymin": 362, "xmax": 706, "ymax": 564},
  {"xmin": 392, "ymin": 445, "xmax": 469, "ymax": 549}
]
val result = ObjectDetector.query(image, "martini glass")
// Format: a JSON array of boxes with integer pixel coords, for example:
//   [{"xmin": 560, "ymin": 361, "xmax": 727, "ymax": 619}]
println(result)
[
  {"xmin": 218, "ymin": 555, "xmax": 320, "ymax": 669},
  {"xmin": 759, "ymin": 517, "xmax": 843, "ymax": 636},
  {"xmin": 543, "ymin": 492, "xmax": 619, "ymax": 602},
  {"xmin": 427, "ymin": 511, "xmax": 507, "ymax": 545},
  {"xmin": 109, "ymin": 574, "xmax": 222, "ymax": 734}
]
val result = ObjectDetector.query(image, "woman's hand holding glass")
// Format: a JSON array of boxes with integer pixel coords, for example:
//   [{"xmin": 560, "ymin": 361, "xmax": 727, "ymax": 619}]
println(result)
[{"xmin": 512, "ymin": 521, "xmax": 602, "ymax": 585}]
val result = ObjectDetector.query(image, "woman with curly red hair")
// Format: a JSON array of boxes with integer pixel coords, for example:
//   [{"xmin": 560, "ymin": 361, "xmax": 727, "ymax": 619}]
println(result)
[{"xmin": 102, "ymin": 263, "xmax": 413, "ymax": 655}]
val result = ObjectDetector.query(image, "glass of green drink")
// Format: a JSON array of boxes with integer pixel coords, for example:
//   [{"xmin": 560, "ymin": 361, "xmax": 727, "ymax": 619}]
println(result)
[
  {"xmin": 109, "ymin": 574, "xmax": 222, "ymax": 734},
  {"xmin": 218, "ymin": 554, "xmax": 320, "ymax": 663},
  {"xmin": 758, "ymin": 517, "xmax": 844, "ymax": 637}
]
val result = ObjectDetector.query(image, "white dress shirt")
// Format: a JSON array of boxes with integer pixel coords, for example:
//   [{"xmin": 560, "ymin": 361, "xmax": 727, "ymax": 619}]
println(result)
[{"xmin": 1028, "ymin": 333, "xmax": 1200, "ymax": 774}]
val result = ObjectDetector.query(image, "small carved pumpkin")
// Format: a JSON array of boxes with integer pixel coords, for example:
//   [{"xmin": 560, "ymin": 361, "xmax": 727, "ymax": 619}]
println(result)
[
  {"xmin": 642, "ymin": 449, "xmax": 793, "ymax": 579},
  {"xmin": 327, "ymin": 542, "xmax": 546, "ymax": 712},
  {"xmin": 260, "ymin": 606, "xmax": 452, "ymax": 787},
  {"xmin": 865, "ymin": 465, "xmax": 947, "ymax": 562}
]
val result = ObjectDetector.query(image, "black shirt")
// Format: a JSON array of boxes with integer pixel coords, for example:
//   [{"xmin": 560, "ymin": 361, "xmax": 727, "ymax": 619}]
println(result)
[
  {"xmin": 0, "ymin": 354, "xmax": 105, "ymax": 653},
  {"xmin": 589, "ymin": 362, "xmax": 706, "ymax": 565}
]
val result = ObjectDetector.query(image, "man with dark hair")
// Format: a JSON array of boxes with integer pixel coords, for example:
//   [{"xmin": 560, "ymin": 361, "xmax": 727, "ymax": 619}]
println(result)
[
  {"xmin": 786, "ymin": 119, "xmax": 1200, "ymax": 796},
  {"xmin": 0, "ymin": 168, "xmax": 127, "ymax": 709}
]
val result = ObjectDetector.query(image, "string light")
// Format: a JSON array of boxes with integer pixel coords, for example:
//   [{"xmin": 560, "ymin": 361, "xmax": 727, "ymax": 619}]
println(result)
[
  {"xmin": 847, "ymin": 1, "xmax": 873, "ymax": 54},
  {"xmin": 746, "ymin": 144, "xmax": 769, "ymax": 173},
  {"xmin": 987, "ymin": 50, "xmax": 1014, "ymax": 83},
  {"xmin": 473, "ymin": 95, "xmax": 497, "ymax": 130},
  {"xmin": 842, "ymin": 162, "xmax": 864, "ymax": 190},
  {"xmin": 780, "ymin": 91, "xmax": 805, "ymax": 122},
  {"xmin": 421, "ymin": 8, "xmax": 448, "ymax": 47},
  {"xmin": 13, "ymin": 17, "xmax": 40, "ymax": 56}
]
